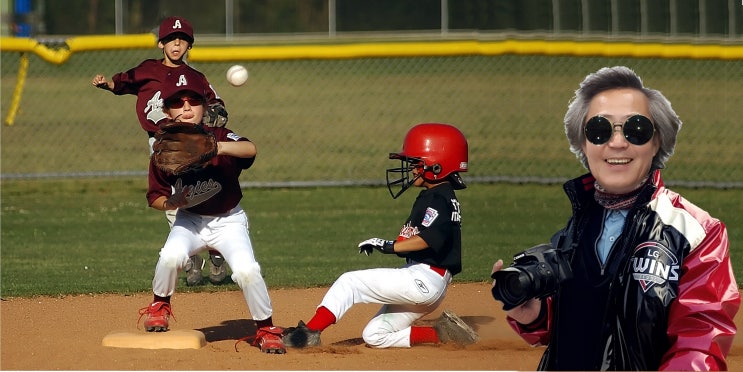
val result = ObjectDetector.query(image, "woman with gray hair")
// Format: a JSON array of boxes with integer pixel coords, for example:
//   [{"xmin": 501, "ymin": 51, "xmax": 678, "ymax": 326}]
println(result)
[{"xmin": 491, "ymin": 66, "xmax": 739, "ymax": 370}]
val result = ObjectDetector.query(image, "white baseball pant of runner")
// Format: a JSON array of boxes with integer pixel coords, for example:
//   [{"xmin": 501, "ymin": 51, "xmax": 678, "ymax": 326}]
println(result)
[
  {"xmin": 319, "ymin": 262, "xmax": 451, "ymax": 348},
  {"xmin": 151, "ymin": 205, "xmax": 273, "ymax": 321}
]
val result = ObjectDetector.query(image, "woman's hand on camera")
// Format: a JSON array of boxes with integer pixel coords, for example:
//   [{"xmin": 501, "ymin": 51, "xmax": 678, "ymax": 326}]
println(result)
[{"xmin": 492, "ymin": 259, "xmax": 542, "ymax": 325}]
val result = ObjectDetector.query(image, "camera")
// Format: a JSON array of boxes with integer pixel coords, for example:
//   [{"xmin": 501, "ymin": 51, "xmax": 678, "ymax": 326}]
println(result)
[{"xmin": 491, "ymin": 243, "xmax": 573, "ymax": 310}]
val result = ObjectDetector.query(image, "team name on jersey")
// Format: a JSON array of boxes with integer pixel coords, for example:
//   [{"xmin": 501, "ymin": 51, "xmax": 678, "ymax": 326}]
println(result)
[
  {"xmin": 450, "ymin": 198, "xmax": 461, "ymax": 222},
  {"xmin": 630, "ymin": 241, "xmax": 680, "ymax": 293},
  {"xmin": 181, "ymin": 178, "xmax": 222, "ymax": 207},
  {"xmin": 398, "ymin": 222, "xmax": 419, "ymax": 239}
]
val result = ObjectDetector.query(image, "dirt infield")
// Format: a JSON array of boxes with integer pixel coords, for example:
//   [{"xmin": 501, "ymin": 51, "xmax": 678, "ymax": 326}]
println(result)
[{"xmin": 2, "ymin": 282, "xmax": 742, "ymax": 370}]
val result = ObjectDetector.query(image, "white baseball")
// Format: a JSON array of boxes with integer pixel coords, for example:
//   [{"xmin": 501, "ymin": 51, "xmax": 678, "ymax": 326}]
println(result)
[{"xmin": 226, "ymin": 65, "xmax": 248, "ymax": 87}]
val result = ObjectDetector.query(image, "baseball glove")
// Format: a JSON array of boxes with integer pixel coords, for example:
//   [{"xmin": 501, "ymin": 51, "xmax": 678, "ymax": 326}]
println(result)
[
  {"xmin": 202, "ymin": 103, "xmax": 228, "ymax": 127},
  {"xmin": 152, "ymin": 120, "xmax": 218, "ymax": 175}
]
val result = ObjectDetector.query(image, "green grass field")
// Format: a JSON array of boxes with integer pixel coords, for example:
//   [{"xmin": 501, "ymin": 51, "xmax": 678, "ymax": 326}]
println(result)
[
  {"xmin": 2, "ymin": 44, "xmax": 742, "ymax": 298},
  {"xmin": 2, "ymin": 51, "xmax": 743, "ymax": 184},
  {"xmin": 1, "ymin": 178, "xmax": 741, "ymax": 297}
]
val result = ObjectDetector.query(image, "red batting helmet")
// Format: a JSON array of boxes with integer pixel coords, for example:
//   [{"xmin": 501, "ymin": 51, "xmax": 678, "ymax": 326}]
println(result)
[{"xmin": 386, "ymin": 123, "xmax": 468, "ymax": 198}]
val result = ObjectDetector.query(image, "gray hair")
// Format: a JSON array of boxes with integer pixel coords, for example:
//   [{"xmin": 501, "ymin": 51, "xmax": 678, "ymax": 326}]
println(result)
[{"xmin": 564, "ymin": 66, "xmax": 682, "ymax": 170}]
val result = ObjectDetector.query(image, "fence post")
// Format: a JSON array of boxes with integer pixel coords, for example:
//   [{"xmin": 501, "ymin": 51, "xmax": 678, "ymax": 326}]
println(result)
[{"xmin": 4, "ymin": 52, "xmax": 29, "ymax": 126}]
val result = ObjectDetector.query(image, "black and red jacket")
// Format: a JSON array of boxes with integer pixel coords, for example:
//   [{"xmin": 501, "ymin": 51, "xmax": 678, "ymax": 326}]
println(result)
[{"xmin": 508, "ymin": 169, "xmax": 739, "ymax": 370}]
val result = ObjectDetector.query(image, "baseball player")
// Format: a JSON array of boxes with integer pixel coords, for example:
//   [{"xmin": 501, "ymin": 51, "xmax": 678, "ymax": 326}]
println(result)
[
  {"xmin": 282, "ymin": 123, "xmax": 478, "ymax": 349},
  {"xmin": 91, "ymin": 16, "xmax": 228, "ymax": 286},
  {"xmin": 137, "ymin": 68, "xmax": 285, "ymax": 354}
]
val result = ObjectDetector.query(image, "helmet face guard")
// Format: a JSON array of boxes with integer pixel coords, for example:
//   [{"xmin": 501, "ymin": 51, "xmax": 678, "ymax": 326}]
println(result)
[{"xmin": 386, "ymin": 155, "xmax": 424, "ymax": 199}]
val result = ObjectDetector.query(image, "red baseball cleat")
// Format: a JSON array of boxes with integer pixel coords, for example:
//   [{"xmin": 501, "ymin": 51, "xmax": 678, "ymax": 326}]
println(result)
[
  {"xmin": 138, "ymin": 301, "xmax": 173, "ymax": 332},
  {"xmin": 253, "ymin": 326, "xmax": 287, "ymax": 354}
]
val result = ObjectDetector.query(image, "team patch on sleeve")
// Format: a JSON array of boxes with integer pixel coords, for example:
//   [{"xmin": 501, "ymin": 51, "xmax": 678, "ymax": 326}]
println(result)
[
  {"xmin": 422, "ymin": 207, "xmax": 439, "ymax": 227},
  {"xmin": 630, "ymin": 241, "xmax": 680, "ymax": 293}
]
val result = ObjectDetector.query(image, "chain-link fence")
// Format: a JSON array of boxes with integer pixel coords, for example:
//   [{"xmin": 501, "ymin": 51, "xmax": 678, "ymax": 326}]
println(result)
[
  {"xmin": 2, "ymin": 41, "xmax": 742, "ymax": 188},
  {"xmin": 8, "ymin": 0, "xmax": 743, "ymax": 38}
]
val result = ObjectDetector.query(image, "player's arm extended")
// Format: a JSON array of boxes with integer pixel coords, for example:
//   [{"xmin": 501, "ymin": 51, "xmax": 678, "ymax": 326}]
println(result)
[
  {"xmin": 217, "ymin": 140, "xmax": 256, "ymax": 159},
  {"xmin": 358, "ymin": 235, "xmax": 429, "ymax": 256},
  {"xmin": 91, "ymin": 74, "xmax": 113, "ymax": 90},
  {"xmin": 391, "ymin": 235, "xmax": 429, "ymax": 253}
]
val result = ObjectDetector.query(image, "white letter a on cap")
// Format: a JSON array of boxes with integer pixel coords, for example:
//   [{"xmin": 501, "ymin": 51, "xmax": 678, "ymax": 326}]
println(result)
[{"xmin": 173, "ymin": 19, "xmax": 182, "ymax": 29}]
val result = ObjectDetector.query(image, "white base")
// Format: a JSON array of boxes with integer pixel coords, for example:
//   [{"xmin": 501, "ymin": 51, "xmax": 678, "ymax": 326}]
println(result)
[{"xmin": 102, "ymin": 329, "xmax": 206, "ymax": 349}]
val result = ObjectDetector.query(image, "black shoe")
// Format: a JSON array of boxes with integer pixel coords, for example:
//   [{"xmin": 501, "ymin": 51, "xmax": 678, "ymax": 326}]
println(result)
[
  {"xmin": 282, "ymin": 321, "xmax": 321, "ymax": 348},
  {"xmin": 185, "ymin": 255, "xmax": 204, "ymax": 286},
  {"xmin": 208, "ymin": 253, "xmax": 227, "ymax": 284}
]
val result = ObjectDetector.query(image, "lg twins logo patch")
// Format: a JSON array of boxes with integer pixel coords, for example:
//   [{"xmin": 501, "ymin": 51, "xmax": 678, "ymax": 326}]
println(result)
[{"xmin": 630, "ymin": 241, "xmax": 680, "ymax": 293}]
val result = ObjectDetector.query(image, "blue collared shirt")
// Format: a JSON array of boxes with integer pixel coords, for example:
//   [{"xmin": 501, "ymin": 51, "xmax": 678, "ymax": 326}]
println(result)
[{"xmin": 597, "ymin": 209, "xmax": 628, "ymax": 264}]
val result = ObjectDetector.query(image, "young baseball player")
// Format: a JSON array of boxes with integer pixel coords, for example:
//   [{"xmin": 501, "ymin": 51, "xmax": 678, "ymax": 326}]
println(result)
[
  {"xmin": 137, "ymin": 68, "xmax": 286, "ymax": 354},
  {"xmin": 91, "ymin": 16, "xmax": 228, "ymax": 286},
  {"xmin": 282, "ymin": 123, "xmax": 478, "ymax": 349}
]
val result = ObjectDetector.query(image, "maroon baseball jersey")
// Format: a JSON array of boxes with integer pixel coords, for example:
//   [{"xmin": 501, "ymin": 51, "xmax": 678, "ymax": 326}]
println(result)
[
  {"xmin": 147, "ymin": 127, "xmax": 254, "ymax": 215},
  {"xmin": 110, "ymin": 59, "xmax": 223, "ymax": 135}
]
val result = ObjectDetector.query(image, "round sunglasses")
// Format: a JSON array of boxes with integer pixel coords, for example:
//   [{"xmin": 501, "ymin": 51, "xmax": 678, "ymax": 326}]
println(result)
[{"xmin": 584, "ymin": 114, "xmax": 655, "ymax": 146}]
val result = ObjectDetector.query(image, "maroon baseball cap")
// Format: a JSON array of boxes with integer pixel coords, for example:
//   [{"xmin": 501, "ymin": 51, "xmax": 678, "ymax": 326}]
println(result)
[
  {"xmin": 158, "ymin": 16, "xmax": 194, "ymax": 44},
  {"xmin": 161, "ymin": 69, "xmax": 207, "ymax": 106}
]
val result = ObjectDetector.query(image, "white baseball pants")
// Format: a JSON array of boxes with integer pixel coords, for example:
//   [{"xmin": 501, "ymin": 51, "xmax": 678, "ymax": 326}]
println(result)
[
  {"xmin": 319, "ymin": 262, "xmax": 451, "ymax": 348},
  {"xmin": 151, "ymin": 205, "xmax": 273, "ymax": 321}
]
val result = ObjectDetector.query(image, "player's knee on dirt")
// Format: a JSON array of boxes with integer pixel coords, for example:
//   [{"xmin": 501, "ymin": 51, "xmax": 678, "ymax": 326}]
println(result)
[
  {"xmin": 361, "ymin": 319, "xmax": 396, "ymax": 348},
  {"xmin": 231, "ymin": 262, "xmax": 262, "ymax": 288}
]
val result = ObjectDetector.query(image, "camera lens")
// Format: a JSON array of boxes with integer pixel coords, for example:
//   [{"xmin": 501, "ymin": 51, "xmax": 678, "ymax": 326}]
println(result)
[{"xmin": 491, "ymin": 269, "xmax": 534, "ymax": 310}]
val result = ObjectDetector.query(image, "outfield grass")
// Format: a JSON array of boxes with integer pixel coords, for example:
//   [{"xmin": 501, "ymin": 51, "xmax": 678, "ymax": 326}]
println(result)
[
  {"xmin": 2, "ymin": 45, "xmax": 742, "ymax": 297},
  {"xmin": 1, "ymin": 178, "xmax": 740, "ymax": 297},
  {"xmin": 2, "ymin": 51, "xmax": 742, "ymax": 185}
]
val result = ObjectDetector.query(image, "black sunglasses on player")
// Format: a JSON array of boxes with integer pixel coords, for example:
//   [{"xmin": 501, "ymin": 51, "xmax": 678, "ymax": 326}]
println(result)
[
  {"xmin": 165, "ymin": 96, "xmax": 204, "ymax": 109},
  {"xmin": 584, "ymin": 114, "xmax": 655, "ymax": 146}
]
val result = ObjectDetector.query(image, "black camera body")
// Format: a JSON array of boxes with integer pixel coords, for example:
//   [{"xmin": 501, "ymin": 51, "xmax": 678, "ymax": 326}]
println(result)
[{"xmin": 491, "ymin": 243, "xmax": 573, "ymax": 310}]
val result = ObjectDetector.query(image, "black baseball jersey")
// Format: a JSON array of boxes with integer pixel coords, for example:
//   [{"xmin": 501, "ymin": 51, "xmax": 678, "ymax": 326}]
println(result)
[{"xmin": 395, "ymin": 182, "xmax": 463, "ymax": 275}]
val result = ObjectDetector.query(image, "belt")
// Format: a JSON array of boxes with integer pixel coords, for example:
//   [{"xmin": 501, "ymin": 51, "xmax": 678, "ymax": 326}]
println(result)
[
  {"xmin": 408, "ymin": 259, "xmax": 447, "ymax": 277},
  {"xmin": 428, "ymin": 264, "xmax": 447, "ymax": 277}
]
